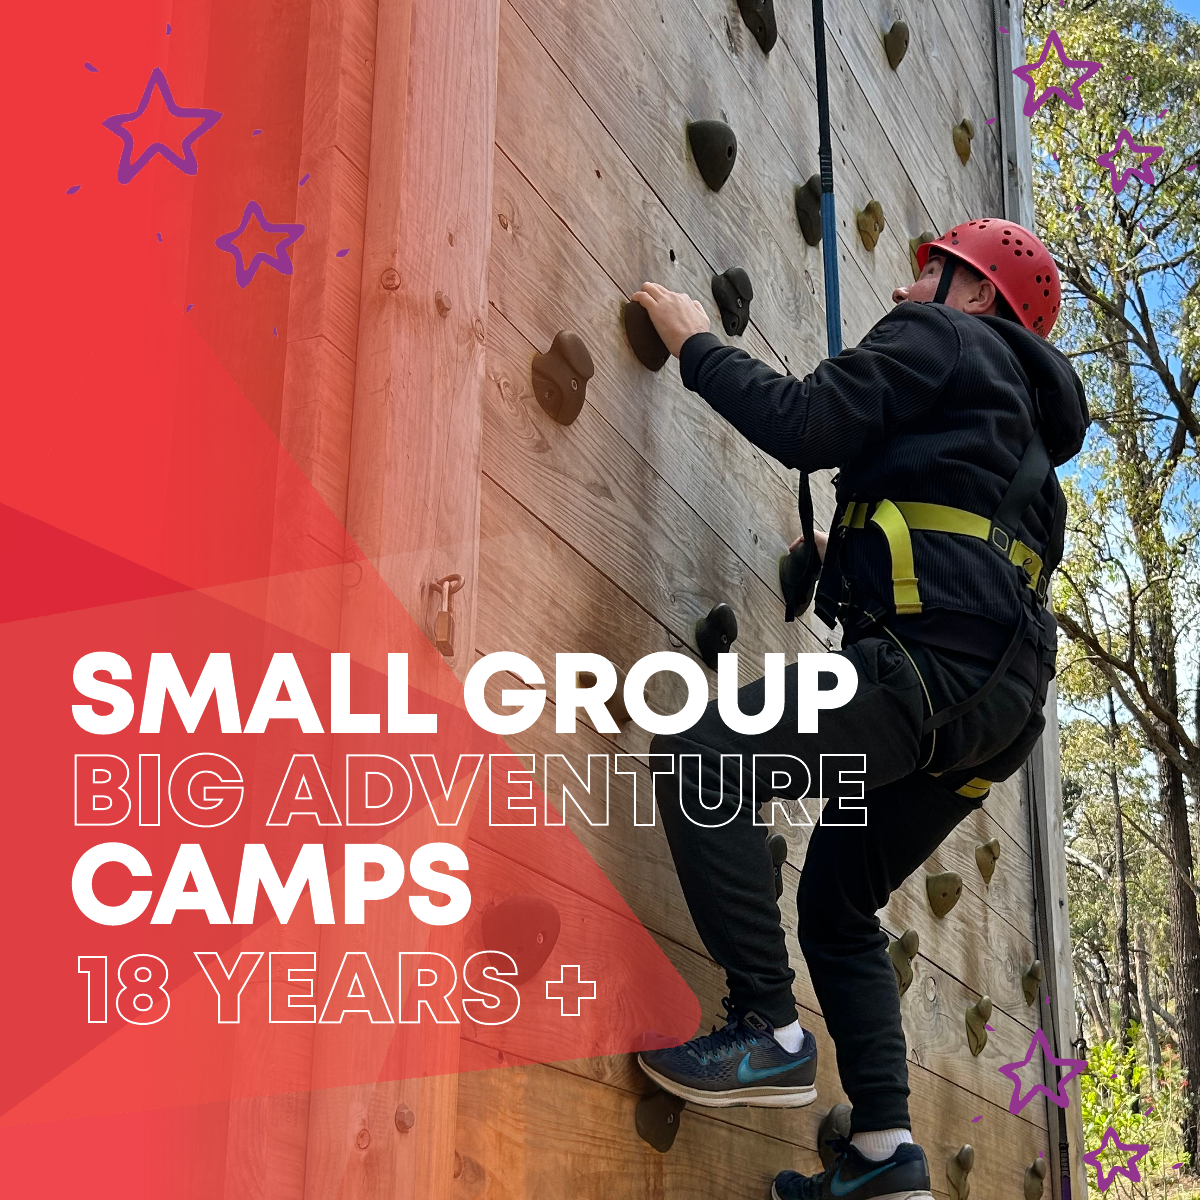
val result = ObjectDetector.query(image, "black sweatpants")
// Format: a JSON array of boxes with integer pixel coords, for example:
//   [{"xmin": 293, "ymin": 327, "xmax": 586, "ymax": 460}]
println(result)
[{"xmin": 649, "ymin": 632, "xmax": 1040, "ymax": 1132}]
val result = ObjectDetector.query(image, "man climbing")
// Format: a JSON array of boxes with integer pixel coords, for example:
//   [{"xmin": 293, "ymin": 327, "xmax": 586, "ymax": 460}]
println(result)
[{"xmin": 629, "ymin": 219, "xmax": 1089, "ymax": 1200}]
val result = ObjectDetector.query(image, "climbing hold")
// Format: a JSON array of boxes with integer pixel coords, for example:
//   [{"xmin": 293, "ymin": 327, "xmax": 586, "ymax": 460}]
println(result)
[
  {"xmin": 888, "ymin": 928, "xmax": 920, "ymax": 996},
  {"xmin": 952, "ymin": 118, "xmax": 976, "ymax": 165},
  {"xmin": 737, "ymin": 0, "xmax": 777, "ymax": 53},
  {"xmin": 926, "ymin": 870, "xmax": 963, "ymax": 918},
  {"xmin": 695, "ymin": 603, "xmax": 738, "ymax": 669},
  {"xmin": 623, "ymin": 300, "xmax": 670, "ymax": 372},
  {"xmin": 687, "ymin": 120, "xmax": 738, "ymax": 192},
  {"xmin": 712, "ymin": 267, "xmax": 754, "ymax": 337},
  {"xmin": 768, "ymin": 833, "xmax": 788, "ymax": 900},
  {"xmin": 779, "ymin": 539, "xmax": 821, "ymax": 620},
  {"xmin": 532, "ymin": 330, "xmax": 594, "ymax": 425},
  {"xmin": 1024, "ymin": 1158, "xmax": 1048, "ymax": 1200},
  {"xmin": 965, "ymin": 996, "xmax": 992, "ymax": 1056},
  {"xmin": 794, "ymin": 175, "xmax": 823, "ymax": 246},
  {"xmin": 908, "ymin": 230, "xmax": 937, "ymax": 280},
  {"xmin": 947, "ymin": 1144, "xmax": 975, "ymax": 1200},
  {"xmin": 635, "ymin": 1088, "xmax": 686, "ymax": 1153},
  {"xmin": 1021, "ymin": 959, "xmax": 1044, "ymax": 1006},
  {"xmin": 817, "ymin": 1104, "xmax": 853, "ymax": 1169},
  {"xmin": 856, "ymin": 200, "xmax": 886, "ymax": 251},
  {"xmin": 974, "ymin": 838, "xmax": 1001, "ymax": 884},
  {"xmin": 884, "ymin": 20, "xmax": 910, "ymax": 70},
  {"xmin": 480, "ymin": 895, "xmax": 561, "ymax": 984},
  {"xmin": 576, "ymin": 667, "xmax": 632, "ymax": 727}
]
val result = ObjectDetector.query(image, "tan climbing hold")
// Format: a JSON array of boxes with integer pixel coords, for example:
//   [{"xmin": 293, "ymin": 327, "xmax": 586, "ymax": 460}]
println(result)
[
  {"xmin": 975, "ymin": 838, "xmax": 1001, "ymax": 884},
  {"xmin": 856, "ymin": 200, "xmax": 886, "ymax": 251},
  {"xmin": 1022, "ymin": 959, "xmax": 1044, "ymax": 1006},
  {"xmin": 888, "ymin": 928, "xmax": 920, "ymax": 996},
  {"xmin": 926, "ymin": 870, "xmax": 962, "ymax": 918},
  {"xmin": 884, "ymin": 20, "xmax": 910, "ymax": 70},
  {"xmin": 952, "ymin": 118, "xmax": 976, "ymax": 165},
  {"xmin": 1024, "ymin": 1158, "xmax": 1048, "ymax": 1200},
  {"xmin": 908, "ymin": 230, "xmax": 937, "ymax": 280},
  {"xmin": 947, "ymin": 1144, "xmax": 975, "ymax": 1200},
  {"xmin": 965, "ymin": 995, "xmax": 992, "ymax": 1056}
]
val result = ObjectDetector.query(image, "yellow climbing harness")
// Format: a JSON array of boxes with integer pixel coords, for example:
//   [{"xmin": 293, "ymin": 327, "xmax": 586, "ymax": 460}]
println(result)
[{"xmin": 839, "ymin": 499, "xmax": 1044, "ymax": 616}]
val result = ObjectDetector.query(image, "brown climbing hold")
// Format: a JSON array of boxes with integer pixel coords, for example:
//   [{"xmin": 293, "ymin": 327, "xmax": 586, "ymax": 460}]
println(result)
[
  {"xmin": 795, "ymin": 175, "xmax": 823, "ymax": 247},
  {"xmin": 884, "ymin": 20, "xmax": 910, "ymax": 70},
  {"xmin": 687, "ymin": 120, "xmax": 738, "ymax": 192},
  {"xmin": 576, "ymin": 667, "xmax": 632, "ymax": 727},
  {"xmin": 909, "ymin": 231, "xmax": 937, "ymax": 280},
  {"xmin": 623, "ymin": 299, "xmax": 670, "ymax": 372},
  {"xmin": 888, "ymin": 928, "xmax": 920, "ymax": 996},
  {"xmin": 856, "ymin": 200, "xmax": 886, "ymax": 251},
  {"xmin": 952, "ymin": 118, "xmax": 976, "ymax": 165},
  {"xmin": 965, "ymin": 996, "xmax": 992, "ymax": 1056},
  {"xmin": 974, "ymin": 838, "xmax": 1001, "ymax": 884},
  {"xmin": 769, "ymin": 832, "xmax": 788, "ymax": 900},
  {"xmin": 947, "ymin": 1144, "xmax": 974, "ymax": 1200},
  {"xmin": 636, "ymin": 1088, "xmax": 686, "ymax": 1153},
  {"xmin": 712, "ymin": 266, "xmax": 754, "ymax": 336},
  {"xmin": 817, "ymin": 1103, "xmax": 853, "ymax": 1169},
  {"xmin": 737, "ymin": 0, "xmax": 777, "ymax": 54},
  {"xmin": 480, "ymin": 895, "xmax": 561, "ymax": 983},
  {"xmin": 926, "ymin": 870, "xmax": 962, "ymax": 918},
  {"xmin": 1024, "ymin": 1158, "xmax": 1048, "ymax": 1200},
  {"xmin": 532, "ymin": 330, "xmax": 594, "ymax": 425},
  {"xmin": 1022, "ymin": 959, "xmax": 1044, "ymax": 1005}
]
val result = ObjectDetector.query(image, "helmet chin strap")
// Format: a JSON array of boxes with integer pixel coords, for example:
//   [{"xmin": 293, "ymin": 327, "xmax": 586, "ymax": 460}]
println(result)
[{"xmin": 932, "ymin": 254, "xmax": 957, "ymax": 305}]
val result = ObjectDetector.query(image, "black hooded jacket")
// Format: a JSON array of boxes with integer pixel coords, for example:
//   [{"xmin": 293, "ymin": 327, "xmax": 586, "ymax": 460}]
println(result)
[{"xmin": 678, "ymin": 301, "xmax": 1090, "ymax": 648}]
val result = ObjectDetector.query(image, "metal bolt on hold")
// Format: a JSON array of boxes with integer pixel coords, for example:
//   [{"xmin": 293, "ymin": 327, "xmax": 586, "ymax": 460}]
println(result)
[
  {"xmin": 435, "ymin": 290, "xmax": 452, "ymax": 316},
  {"xmin": 356, "ymin": 1127, "xmax": 371, "ymax": 1149},
  {"xmin": 394, "ymin": 1104, "xmax": 415, "ymax": 1133},
  {"xmin": 381, "ymin": 268, "xmax": 401, "ymax": 290}
]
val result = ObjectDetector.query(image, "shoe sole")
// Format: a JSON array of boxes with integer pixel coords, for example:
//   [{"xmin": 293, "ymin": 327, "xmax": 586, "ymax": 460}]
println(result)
[
  {"xmin": 772, "ymin": 1190, "xmax": 933, "ymax": 1200},
  {"xmin": 637, "ymin": 1057, "xmax": 818, "ymax": 1109}
]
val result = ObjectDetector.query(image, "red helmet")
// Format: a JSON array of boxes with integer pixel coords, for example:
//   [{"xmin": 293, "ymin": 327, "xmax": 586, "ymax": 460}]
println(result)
[{"xmin": 916, "ymin": 218, "xmax": 1061, "ymax": 337}]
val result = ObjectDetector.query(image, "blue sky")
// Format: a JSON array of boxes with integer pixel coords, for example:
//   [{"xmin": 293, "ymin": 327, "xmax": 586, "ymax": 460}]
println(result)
[{"xmin": 1175, "ymin": 0, "xmax": 1200, "ymax": 16}]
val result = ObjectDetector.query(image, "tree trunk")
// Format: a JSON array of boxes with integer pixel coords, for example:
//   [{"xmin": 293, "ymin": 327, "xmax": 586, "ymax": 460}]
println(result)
[
  {"xmin": 1109, "ymin": 690, "xmax": 1141, "ymax": 1062},
  {"xmin": 1137, "ymin": 924, "xmax": 1162, "ymax": 1089}
]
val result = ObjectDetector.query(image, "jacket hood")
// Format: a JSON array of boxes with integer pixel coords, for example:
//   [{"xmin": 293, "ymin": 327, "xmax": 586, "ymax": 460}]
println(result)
[{"xmin": 975, "ymin": 314, "xmax": 1090, "ymax": 465}]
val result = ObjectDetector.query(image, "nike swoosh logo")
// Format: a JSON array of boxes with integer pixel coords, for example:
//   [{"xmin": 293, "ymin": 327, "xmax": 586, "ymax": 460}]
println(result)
[
  {"xmin": 736, "ymin": 1050, "xmax": 812, "ymax": 1084},
  {"xmin": 828, "ymin": 1163, "xmax": 897, "ymax": 1197}
]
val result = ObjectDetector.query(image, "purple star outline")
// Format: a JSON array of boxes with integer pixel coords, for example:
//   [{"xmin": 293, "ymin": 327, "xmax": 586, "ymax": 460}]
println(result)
[
  {"xmin": 1096, "ymin": 129, "xmax": 1164, "ymax": 195},
  {"xmin": 997, "ymin": 1027, "xmax": 1087, "ymax": 1116},
  {"xmin": 1082, "ymin": 1127, "xmax": 1150, "ymax": 1192},
  {"xmin": 101, "ymin": 67, "xmax": 222, "ymax": 184},
  {"xmin": 1013, "ymin": 30, "xmax": 1102, "ymax": 118},
  {"xmin": 215, "ymin": 201, "xmax": 305, "ymax": 288}
]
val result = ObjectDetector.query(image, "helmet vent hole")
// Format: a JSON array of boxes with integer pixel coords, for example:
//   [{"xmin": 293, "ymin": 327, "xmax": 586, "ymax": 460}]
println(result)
[
  {"xmin": 1015, "ymin": 238, "xmax": 1023, "ymax": 245},
  {"xmin": 990, "ymin": 264, "xmax": 997, "ymax": 271},
  {"xmin": 1036, "ymin": 275, "xmax": 1042, "ymax": 282},
  {"xmin": 1043, "ymin": 288, "xmax": 1049, "ymax": 297},
  {"xmin": 1003, "ymin": 238, "xmax": 1010, "ymax": 244},
  {"xmin": 1014, "ymin": 249, "xmax": 1022, "ymax": 256},
  {"xmin": 1023, "ymin": 303, "xmax": 1029, "ymax": 310},
  {"xmin": 1003, "ymin": 229, "xmax": 1011, "ymax": 235},
  {"xmin": 1026, "ymin": 250, "xmax": 1034, "ymax": 256}
]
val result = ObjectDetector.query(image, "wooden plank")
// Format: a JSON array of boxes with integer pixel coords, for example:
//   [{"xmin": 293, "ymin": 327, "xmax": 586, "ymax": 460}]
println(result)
[{"xmin": 342, "ymin": 0, "xmax": 499, "ymax": 681}]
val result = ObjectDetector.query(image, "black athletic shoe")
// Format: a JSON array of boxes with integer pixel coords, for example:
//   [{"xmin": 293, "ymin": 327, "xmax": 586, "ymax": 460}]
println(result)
[
  {"xmin": 637, "ymin": 998, "xmax": 818, "ymax": 1108},
  {"xmin": 772, "ymin": 1140, "xmax": 933, "ymax": 1200}
]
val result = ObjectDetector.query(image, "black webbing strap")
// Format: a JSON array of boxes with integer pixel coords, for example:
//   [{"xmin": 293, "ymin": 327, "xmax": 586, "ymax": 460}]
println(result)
[
  {"xmin": 931, "ymin": 254, "xmax": 957, "ymax": 304},
  {"xmin": 989, "ymin": 418, "xmax": 1052, "ymax": 561},
  {"xmin": 798, "ymin": 472, "xmax": 815, "ymax": 552}
]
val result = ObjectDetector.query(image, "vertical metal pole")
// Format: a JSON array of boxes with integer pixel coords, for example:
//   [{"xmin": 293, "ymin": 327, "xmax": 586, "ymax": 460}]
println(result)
[{"xmin": 811, "ymin": 0, "xmax": 842, "ymax": 356}]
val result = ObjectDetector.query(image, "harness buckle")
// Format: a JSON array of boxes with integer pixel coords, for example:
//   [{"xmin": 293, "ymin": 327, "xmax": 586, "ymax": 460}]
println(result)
[{"xmin": 989, "ymin": 525, "xmax": 1011, "ymax": 552}]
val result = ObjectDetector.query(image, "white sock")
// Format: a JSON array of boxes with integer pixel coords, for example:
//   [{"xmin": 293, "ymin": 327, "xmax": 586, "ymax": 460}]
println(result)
[
  {"xmin": 772, "ymin": 1019, "xmax": 804, "ymax": 1054},
  {"xmin": 851, "ymin": 1129, "xmax": 913, "ymax": 1161}
]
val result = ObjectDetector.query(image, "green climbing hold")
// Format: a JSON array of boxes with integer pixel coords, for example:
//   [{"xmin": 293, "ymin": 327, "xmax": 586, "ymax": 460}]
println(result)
[
  {"xmin": 856, "ymin": 200, "xmax": 886, "ymax": 251},
  {"xmin": 1021, "ymin": 959, "xmax": 1044, "ymax": 1005},
  {"xmin": 908, "ymin": 230, "xmax": 938, "ymax": 280},
  {"xmin": 818, "ymin": 1104, "xmax": 853, "ymax": 1170},
  {"xmin": 965, "ymin": 995, "xmax": 992, "ymax": 1056},
  {"xmin": 926, "ymin": 870, "xmax": 962, "ymax": 918},
  {"xmin": 795, "ymin": 175, "xmax": 823, "ymax": 247},
  {"xmin": 532, "ymin": 330, "xmax": 594, "ymax": 425},
  {"xmin": 712, "ymin": 267, "xmax": 754, "ymax": 336},
  {"xmin": 884, "ymin": 20, "xmax": 910, "ymax": 70},
  {"xmin": 623, "ymin": 299, "xmax": 670, "ymax": 371},
  {"xmin": 888, "ymin": 928, "xmax": 920, "ymax": 996},
  {"xmin": 953, "ymin": 118, "xmax": 976, "ymax": 165},
  {"xmin": 687, "ymin": 120, "xmax": 738, "ymax": 192},
  {"xmin": 1024, "ymin": 1158, "xmax": 1048, "ymax": 1200},
  {"xmin": 947, "ymin": 1144, "xmax": 974, "ymax": 1200},
  {"xmin": 974, "ymin": 837, "xmax": 1000, "ymax": 884}
]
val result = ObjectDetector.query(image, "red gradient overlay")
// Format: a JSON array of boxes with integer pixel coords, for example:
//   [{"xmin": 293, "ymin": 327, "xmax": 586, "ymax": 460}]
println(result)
[{"xmin": 0, "ymin": 0, "xmax": 699, "ymax": 1192}]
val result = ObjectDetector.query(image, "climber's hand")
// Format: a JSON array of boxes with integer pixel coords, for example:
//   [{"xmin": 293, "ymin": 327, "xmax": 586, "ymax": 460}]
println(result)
[
  {"xmin": 789, "ymin": 529, "xmax": 829, "ymax": 561},
  {"xmin": 632, "ymin": 282, "xmax": 710, "ymax": 357}
]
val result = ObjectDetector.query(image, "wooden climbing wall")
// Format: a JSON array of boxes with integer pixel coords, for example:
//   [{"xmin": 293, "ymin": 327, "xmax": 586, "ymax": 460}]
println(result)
[
  {"xmin": 255, "ymin": 0, "xmax": 1084, "ymax": 1196},
  {"xmin": 468, "ymin": 0, "xmax": 1074, "ymax": 1197}
]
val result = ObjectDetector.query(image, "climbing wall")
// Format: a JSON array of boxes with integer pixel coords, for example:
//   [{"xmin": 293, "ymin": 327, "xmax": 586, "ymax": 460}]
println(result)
[{"xmin": 462, "ymin": 0, "xmax": 1067, "ymax": 1196}]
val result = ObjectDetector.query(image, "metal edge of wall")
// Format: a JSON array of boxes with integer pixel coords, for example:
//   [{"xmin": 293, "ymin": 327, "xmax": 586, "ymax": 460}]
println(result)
[{"xmin": 993, "ymin": 2, "xmax": 1086, "ymax": 1196}]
